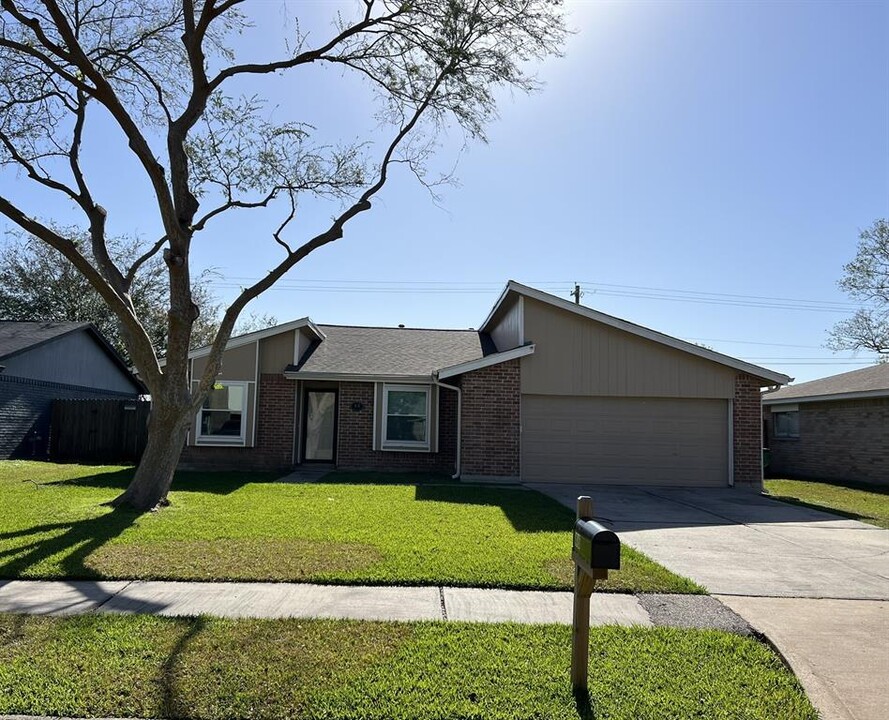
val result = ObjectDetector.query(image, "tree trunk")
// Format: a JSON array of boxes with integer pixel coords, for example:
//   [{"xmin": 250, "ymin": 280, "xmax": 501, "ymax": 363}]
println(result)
[{"xmin": 111, "ymin": 401, "xmax": 192, "ymax": 511}]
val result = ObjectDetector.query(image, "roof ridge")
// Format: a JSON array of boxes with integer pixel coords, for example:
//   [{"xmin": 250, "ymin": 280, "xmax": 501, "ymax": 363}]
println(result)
[{"xmin": 318, "ymin": 323, "xmax": 479, "ymax": 333}]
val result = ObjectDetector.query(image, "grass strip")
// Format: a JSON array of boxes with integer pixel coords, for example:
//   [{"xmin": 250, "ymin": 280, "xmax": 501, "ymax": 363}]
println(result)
[
  {"xmin": 0, "ymin": 461, "xmax": 702, "ymax": 593},
  {"xmin": 0, "ymin": 613, "xmax": 816, "ymax": 720},
  {"xmin": 765, "ymin": 477, "xmax": 889, "ymax": 529}
]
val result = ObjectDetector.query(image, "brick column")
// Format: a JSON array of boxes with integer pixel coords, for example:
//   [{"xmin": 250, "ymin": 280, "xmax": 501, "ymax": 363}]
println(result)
[
  {"xmin": 460, "ymin": 360, "xmax": 521, "ymax": 482},
  {"xmin": 733, "ymin": 373, "xmax": 763, "ymax": 487}
]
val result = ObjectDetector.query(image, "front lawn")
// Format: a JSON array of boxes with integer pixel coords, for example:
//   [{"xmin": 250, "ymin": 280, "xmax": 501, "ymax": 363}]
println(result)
[
  {"xmin": 0, "ymin": 613, "xmax": 816, "ymax": 720},
  {"xmin": 0, "ymin": 461, "xmax": 701, "ymax": 593},
  {"xmin": 764, "ymin": 477, "xmax": 889, "ymax": 529}
]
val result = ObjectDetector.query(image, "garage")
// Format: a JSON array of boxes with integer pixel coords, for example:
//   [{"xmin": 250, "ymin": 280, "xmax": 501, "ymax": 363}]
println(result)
[{"xmin": 521, "ymin": 395, "xmax": 729, "ymax": 485}]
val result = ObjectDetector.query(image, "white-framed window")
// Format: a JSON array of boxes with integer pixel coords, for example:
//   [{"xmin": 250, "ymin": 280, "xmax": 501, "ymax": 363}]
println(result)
[
  {"xmin": 773, "ymin": 411, "xmax": 799, "ymax": 439},
  {"xmin": 196, "ymin": 381, "xmax": 248, "ymax": 444},
  {"xmin": 382, "ymin": 384, "xmax": 431, "ymax": 450}
]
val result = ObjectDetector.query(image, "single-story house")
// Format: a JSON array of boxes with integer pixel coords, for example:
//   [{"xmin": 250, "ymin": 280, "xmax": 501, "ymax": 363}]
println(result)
[
  {"xmin": 182, "ymin": 282, "xmax": 789, "ymax": 487},
  {"xmin": 0, "ymin": 321, "xmax": 144, "ymax": 459},
  {"xmin": 762, "ymin": 363, "xmax": 889, "ymax": 485}
]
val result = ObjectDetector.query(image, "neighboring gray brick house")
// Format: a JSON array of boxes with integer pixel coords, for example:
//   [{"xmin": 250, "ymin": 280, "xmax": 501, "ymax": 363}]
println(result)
[
  {"xmin": 178, "ymin": 281, "xmax": 789, "ymax": 488},
  {"xmin": 763, "ymin": 364, "xmax": 889, "ymax": 486},
  {"xmin": 0, "ymin": 322, "xmax": 144, "ymax": 459}
]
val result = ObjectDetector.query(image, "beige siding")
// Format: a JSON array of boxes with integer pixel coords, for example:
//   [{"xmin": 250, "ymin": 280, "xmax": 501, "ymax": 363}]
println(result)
[
  {"xmin": 522, "ymin": 395, "xmax": 728, "ymax": 485},
  {"xmin": 191, "ymin": 341, "xmax": 258, "ymax": 383},
  {"xmin": 260, "ymin": 330, "xmax": 295, "ymax": 373},
  {"xmin": 296, "ymin": 327, "xmax": 316, "ymax": 363},
  {"xmin": 521, "ymin": 297, "xmax": 735, "ymax": 398},
  {"xmin": 488, "ymin": 296, "xmax": 523, "ymax": 352}
]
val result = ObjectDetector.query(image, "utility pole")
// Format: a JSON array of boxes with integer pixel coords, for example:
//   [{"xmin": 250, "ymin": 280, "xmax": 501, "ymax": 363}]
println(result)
[{"xmin": 571, "ymin": 283, "xmax": 582, "ymax": 305}]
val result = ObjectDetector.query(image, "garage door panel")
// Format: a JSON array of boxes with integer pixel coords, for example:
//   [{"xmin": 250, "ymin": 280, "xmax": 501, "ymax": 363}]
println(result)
[{"xmin": 522, "ymin": 395, "xmax": 728, "ymax": 486}]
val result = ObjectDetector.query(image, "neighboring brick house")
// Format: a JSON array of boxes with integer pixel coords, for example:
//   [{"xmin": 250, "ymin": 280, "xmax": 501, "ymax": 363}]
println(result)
[
  {"xmin": 180, "ymin": 281, "xmax": 789, "ymax": 487},
  {"xmin": 0, "ymin": 322, "xmax": 144, "ymax": 459},
  {"xmin": 763, "ymin": 364, "xmax": 889, "ymax": 486}
]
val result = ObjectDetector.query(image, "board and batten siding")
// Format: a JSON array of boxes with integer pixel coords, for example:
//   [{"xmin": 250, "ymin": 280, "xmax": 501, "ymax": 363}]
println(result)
[
  {"xmin": 487, "ymin": 295, "xmax": 523, "ymax": 352},
  {"xmin": 520, "ymin": 297, "xmax": 736, "ymax": 399}
]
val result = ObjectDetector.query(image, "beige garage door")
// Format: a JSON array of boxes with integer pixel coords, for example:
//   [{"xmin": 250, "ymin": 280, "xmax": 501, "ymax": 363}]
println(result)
[{"xmin": 522, "ymin": 395, "xmax": 729, "ymax": 486}]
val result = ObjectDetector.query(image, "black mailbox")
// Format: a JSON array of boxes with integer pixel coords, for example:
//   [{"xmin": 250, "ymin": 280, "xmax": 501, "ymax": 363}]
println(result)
[{"xmin": 572, "ymin": 519, "xmax": 620, "ymax": 571}]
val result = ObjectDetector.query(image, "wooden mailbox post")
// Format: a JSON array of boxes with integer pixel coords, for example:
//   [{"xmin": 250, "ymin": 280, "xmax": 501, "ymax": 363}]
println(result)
[{"xmin": 571, "ymin": 495, "xmax": 621, "ymax": 693}]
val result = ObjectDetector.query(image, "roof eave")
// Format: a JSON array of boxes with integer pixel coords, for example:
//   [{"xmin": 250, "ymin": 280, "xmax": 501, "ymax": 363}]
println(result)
[
  {"xmin": 763, "ymin": 388, "xmax": 889, "ymax": 405},
  {"xmin": 436, "ymin": 344, "xmax": 535, "ymax": 380}
]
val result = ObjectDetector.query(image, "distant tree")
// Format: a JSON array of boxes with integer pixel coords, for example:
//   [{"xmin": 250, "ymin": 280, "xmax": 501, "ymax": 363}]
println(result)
[
  {"xmin": 0, "ymin": 232, "xmax": 276, "ymax": 360},
  {"xmin": 0, "ymin": 0, "xmax": 565, "ymax": 510},
  {"xmin": 828, "ymin": 219, "xmax": 889, "ymax": 361}
]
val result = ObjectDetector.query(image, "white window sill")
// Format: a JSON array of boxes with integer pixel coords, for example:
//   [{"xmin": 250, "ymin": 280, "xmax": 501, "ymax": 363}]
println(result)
[
  {"xmin": 381, "ymin": 443, "xmax": 431, "ymax": 453},
  {"xmin": 195, "ymin": 438, "xmax": 247, "ymax": 447}
]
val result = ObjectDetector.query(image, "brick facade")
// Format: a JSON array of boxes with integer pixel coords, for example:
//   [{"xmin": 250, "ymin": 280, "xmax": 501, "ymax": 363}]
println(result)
[
  {"xmin": 767, "ymin": 397, "xmax": 889, "ymax": 486},
  {"xmin": 336, "ymin": 382, "xmax": 458, "ymax": 474},
  {"xmin": 179, "ymin": 373, "xmax": 295, "ymax": 472},
  {"xmin": 733, "ymin": 373, "xmax": 763, "ymax": 486},
  {"xmin": 460, "ymin": 360, "xmax": 521, "ymax": 481}
]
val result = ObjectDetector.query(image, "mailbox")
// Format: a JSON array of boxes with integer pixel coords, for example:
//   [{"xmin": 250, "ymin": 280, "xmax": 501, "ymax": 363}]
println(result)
[{"xmin": 572, "ymin": 519, "xmax": 620, "ymax": 571}]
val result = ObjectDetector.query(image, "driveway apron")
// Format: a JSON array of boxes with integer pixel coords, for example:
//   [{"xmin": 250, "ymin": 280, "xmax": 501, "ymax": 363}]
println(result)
[{"xmin": 529, "ymin": 483, "xmax": 889, "ymax": 720}]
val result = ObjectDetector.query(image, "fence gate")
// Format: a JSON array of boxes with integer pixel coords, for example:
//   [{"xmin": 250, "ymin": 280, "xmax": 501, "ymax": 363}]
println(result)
[{"xmin": 50, "ymin": 399, "xmax": 151, "ymax": 463}]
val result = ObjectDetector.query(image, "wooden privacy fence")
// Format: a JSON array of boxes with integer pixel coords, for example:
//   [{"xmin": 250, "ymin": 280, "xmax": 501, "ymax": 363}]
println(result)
[{"xmin": 50, "ymin": 398, "xmax": 150, "ymax": 463}]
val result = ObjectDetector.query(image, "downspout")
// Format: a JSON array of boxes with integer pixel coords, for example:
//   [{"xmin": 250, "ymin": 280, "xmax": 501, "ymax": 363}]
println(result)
[{"xmin": 432, "ymin": 372, "xmax": 461, "ymax": 480}]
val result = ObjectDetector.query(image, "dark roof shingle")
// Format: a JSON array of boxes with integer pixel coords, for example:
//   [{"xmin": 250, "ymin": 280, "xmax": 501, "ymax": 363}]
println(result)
[
  {"xmin": 0, "ymin": 321, "xmax": 89, "ymax": 360},
  {"xmin": 293, "ymin": 325, "xmax": 491, "ymax": 376},
  {"xmin": 763, "ymin": 363, "xmax": 889, "ymax": 402}
]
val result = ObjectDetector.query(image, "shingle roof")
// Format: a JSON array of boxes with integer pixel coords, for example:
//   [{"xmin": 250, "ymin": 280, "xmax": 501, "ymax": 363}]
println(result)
[
  {"xmin": 292, "ymin": 325, "xmax": 493, "ymax": 377},
  {"xmin": 762, "ymin": 363, "xmax": 889, "ymax": 402},
  {"xmin": 0, "ymin": 321, "xmax": 90, "ymax": 361}
]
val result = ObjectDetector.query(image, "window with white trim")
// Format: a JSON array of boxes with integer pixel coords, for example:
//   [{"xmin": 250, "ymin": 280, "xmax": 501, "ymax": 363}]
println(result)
[
  {"xmin": 773, "ymin": 411, "xmax": 799, "ymax": 438},
  {"xmin": 382, "ymin": 384, "xmax": 430, "ymax": 450},
  {"xmin": 197, "ymin": 381, "xmax": 247, "ymax": 444}
]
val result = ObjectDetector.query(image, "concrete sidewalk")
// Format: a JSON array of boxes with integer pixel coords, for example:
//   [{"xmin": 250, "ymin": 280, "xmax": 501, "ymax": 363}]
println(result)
[{"xmin": 0, "ymin": 579, "xmax": 655, "ymax": 626}]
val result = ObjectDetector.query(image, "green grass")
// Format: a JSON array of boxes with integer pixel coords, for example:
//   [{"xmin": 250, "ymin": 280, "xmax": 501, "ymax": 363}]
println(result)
[
  {"xmin": 0, "ymin": 461, "xmax": 702, "ymax": 593},
  {"xmin": 0, "ymin": 613, "xmax": 816, "ymax": 720},
  {"xmin": 764, "ymin": 477, "xmax": 889, "ymax": 529}
]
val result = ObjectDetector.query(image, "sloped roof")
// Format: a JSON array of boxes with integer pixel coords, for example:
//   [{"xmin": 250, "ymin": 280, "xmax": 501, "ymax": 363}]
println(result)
[
  {"xmin": 763, "ymin": 363, "xmax": 889, "ymax": 404},
  {"xmin": 0, "ymin": 321, "xmax": 91, "ymax": 360},
  {"xmin": 290, "ymin": 325, "xmax": 494, "ymax": 378},
  {"xmin": 481, "ymin": 281, "xmax": 792, "ymax": 386}
]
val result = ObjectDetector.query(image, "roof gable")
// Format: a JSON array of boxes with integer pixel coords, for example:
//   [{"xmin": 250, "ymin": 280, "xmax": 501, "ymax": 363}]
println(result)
[
  {"xmin": 481, "ymin": 281, "xmax": 792, "ymax": 386},
  {"xmin": 0, "ymin": 321, "xmax": 90, "ymax": 361}
]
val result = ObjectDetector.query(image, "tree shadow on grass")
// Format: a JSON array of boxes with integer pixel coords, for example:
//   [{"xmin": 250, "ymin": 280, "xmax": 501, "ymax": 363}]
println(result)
[
  {"xmin": 574, "ymin": 688, "xmax": 597, "ymax": 719},
  {"xmin": 0, "ymin": 506, "xmax": 141, "ymax": 579},
  {"xmin": 39, "ymin": 467, "xmax": 274, "ymax": 496},
  {"xmin": 414, "ymin": 484, "xmax": 574, "ymax": 533},
  {"xmin": 159, "ymin": 616, "xmax": 207, "ymax": 719}
]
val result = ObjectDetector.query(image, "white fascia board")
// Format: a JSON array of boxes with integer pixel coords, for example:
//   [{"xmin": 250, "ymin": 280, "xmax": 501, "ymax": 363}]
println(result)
[
  {"xmin": 483, "ymin": 280, "xmax": 792, "ymax": 386},
  {"xmin": 283, "ymin": 371, "xmax": 430, "ymax": 383},
  {"xmin": 186, "ymin": 316, "xmax": 324, "ymax": 360},
  {"xmin": 436, "ymin": 344, "xmax": 535, "ymax": 380},
  {"xmin": 763, "ymin": 389, "xmax": 889, "ymax": 405}
]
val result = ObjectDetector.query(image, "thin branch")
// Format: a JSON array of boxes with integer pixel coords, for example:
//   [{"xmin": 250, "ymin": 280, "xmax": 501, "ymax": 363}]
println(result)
[{"xmin": 124, "ymin": 235, "xmax": 168, "ymax": 287}]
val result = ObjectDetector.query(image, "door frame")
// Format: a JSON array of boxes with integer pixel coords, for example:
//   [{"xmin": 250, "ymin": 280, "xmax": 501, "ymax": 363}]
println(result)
[{"xmin": 301, "ymin": 388, "xmax": 338, "ymax": 464}]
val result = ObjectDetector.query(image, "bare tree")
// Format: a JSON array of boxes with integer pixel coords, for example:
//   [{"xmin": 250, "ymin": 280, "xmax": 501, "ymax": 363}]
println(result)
[
  {"xmin": 828, "ymin": 219, "xmax": 889, "ymax": 360},
  {"xmin": 0, "ymin": 0, "xmax": 565, "ymax": 510}
]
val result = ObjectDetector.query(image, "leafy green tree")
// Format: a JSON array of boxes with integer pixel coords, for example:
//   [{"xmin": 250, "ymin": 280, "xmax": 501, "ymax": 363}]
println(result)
[
  {"xmin": 828, "ymin": 219, "xmax": 889, "ymax": 360},
  {"xmin": 0, "ymin": 0, "xmax": 565, "ymax": 510},
  {"xmin": 0, "ymin": 232, "xmax": 221, "ymax": 360}
]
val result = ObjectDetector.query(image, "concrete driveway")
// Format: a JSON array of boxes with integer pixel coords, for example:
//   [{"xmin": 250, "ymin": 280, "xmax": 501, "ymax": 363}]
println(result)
[
  {"xmin": 529, "ymin": 484, "xmax": 889, "ymax": 599},
  {"xmin": 529, "ymin": 483, "xmax": 889, "ymax": 720}
]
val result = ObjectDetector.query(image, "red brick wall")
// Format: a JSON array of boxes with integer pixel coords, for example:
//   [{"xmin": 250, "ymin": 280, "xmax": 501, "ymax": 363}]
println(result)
[
  {"xmin": 460, "ymin": 360, "xmax": 521, "ymax": 480},
  {"xmin": 336, "ymin": 382, "xmax": 458, "ymax": 474},
  {"xmin": 733, "ymin": 373, "xmax": 763, "ymax": 486},
  {"xmin": 768, "ymin": 397, "xmax": 889, "ymax": 485},
  {"xmin": 179, "ymin": 374, "xmax": 295, "ymax": 472}
]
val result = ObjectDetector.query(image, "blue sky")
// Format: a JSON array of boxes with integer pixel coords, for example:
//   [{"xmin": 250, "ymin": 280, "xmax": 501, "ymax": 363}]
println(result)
[{"xmin": 2, "ymin": 0, "xmax": 887, "ymax": 383}]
